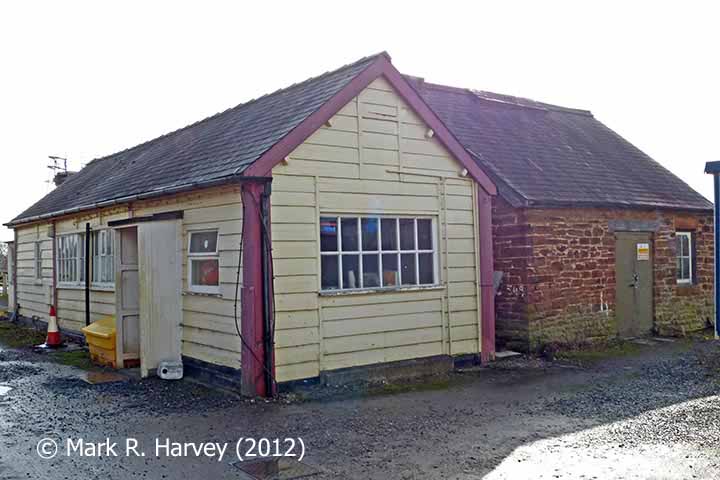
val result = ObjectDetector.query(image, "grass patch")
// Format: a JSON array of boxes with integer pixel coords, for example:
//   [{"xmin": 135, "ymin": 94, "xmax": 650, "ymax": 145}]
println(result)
[
  {"xmin": 368, "ymin": 375, "xmax": 452, "ymax": 396},
  {"xmin": 0, "ymin": 321, "xmax": 96, "ymax": 370},
  {"xmin": 0, "ymin": 321, "xmax": 46, "ymax": 348},
  {"xmin": 290, "ymin": 374, "xmax": 456, "ymax": 403},
  {"xmin": 48, "ymin": 350, "xmax": 94, "ymax": 370},
  {"xmin": 556, "ymin": 340, "xmax": 644, "ymax": 364}
]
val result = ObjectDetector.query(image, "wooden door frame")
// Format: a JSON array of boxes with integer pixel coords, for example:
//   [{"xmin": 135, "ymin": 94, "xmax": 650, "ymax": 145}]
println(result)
[
  {"xmin": 114, "ymin": 226, "xmax": 140, "ymax": 368},
  {"xmin": 109, "ymin": 211, "xmax": 184, "ymax": 376}
]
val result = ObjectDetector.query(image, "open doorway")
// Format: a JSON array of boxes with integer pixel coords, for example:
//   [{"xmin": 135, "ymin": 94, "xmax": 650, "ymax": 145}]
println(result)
[{"xmin": 115, "ymin": 226, "xmax": 140, "ymax": 368}]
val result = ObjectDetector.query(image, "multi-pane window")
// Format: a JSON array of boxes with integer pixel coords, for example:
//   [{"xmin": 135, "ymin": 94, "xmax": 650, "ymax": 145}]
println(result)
[
  {"xmin": 188, "ymin": 230, "xmax": 220, "ymax": 294},
  {"xmin": 57, "ymin": 233, "xmax": 85, "ymax": 284},
  {"xmin": 676, "ymin": 231, "xmax": 692, "ymax": 284},
  {"xmin": 320, "ymin": 216, "xmax": 437, "ymax": 291},
  {"xmin": 56, "ymin": 230, "xmax": 114, "ymax": 286},
  {"xmin": 92, "ymin": 230, "xmax": 114, "ymax": 285},
  {"xmin": 34, "ymin": 241, "xmax": 42, "ymax": 280}
]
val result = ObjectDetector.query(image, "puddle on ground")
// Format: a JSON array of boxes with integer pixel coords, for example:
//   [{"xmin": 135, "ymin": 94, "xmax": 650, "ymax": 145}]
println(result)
[
  {"xmin": 231, "ymin": 457, "xmax": 320, "ymax": 479},
  {"xmin": 0, "ymin": 385, "xmax": 12, "ymax": 396},
  {"xmin": 80, "ymin": 371, "xmax": 129, "ymax": 385}
]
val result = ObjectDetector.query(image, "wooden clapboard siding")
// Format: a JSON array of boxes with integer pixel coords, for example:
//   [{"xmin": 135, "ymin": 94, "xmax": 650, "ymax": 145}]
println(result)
[
  {"xmin": 57, "ymin": 288, "xmax": 115, "ymax": 332},
  {"xmin": 271, "ymin": 77, "xmax": 483, "ymax": 381},
  {"xmin": 12, "ymin": 78, "xmax": 486, "ymax": 383},
  {"xmin": 13, "ymin": 185, "xmax": 247, "ymax": 370},
  {"xmin": 134, "ymin": 185, "xmax": 244, "ymax": 369},
  {"xmin": 14, "ymin": 224, "xmax": 53, "ymax": 324}
]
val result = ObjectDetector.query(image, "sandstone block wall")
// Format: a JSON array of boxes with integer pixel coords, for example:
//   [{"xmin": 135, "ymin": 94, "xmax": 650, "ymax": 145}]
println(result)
[{"xmin": 492, "ymin": 197, "xmax": 713, "ymax": 351}]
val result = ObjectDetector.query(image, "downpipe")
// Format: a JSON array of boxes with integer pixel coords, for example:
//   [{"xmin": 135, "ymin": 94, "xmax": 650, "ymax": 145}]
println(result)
[
  {"xmin": 259, "ymin": 182, "xmax": 276, "ymax": 396},
  {"xmin": 85, "ymin": 223, "xmax": 91, "ymax": 327}
]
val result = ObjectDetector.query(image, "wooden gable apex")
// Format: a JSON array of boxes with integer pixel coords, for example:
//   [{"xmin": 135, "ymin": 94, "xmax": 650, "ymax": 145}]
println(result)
[{"xmin": 243, "ymin": 54, "xmax": 497, "ymax": 196}]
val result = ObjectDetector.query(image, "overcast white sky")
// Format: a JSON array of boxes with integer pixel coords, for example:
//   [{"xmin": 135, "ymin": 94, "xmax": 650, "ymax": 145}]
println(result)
[{"xmin": 2, "ymin": 1, "xmax": 719, "ymax": 242}]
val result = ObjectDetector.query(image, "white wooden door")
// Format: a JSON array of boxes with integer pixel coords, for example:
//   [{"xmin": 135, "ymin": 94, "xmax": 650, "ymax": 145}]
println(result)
[
  {"xmin": 137, "ymin": 220, "xmax": 182, "ymax": 377},
  {"xmin": 115, "ymin": 227, "xmax": 140, "ymax": 368}
]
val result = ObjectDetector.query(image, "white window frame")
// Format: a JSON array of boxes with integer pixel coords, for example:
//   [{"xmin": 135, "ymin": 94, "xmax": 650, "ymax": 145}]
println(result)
[
  {"xmin": 34, "ymin": 241, "xmax": 42, "ymax": 280},
  {"xmin": 56, "ymin": 230, "xmax": 115, "ymax": 289},
  {"xmin": 320, "ymin": 215, "xmax": 439, "ymax": 292},
  {"xmin": 187, "ymin": 229, "xmax": 220, "ymax": 294},
  {"xmin": 91, "ymin": 229, "xmax": 115, "ymax": 287},
  {"xmin": 56, "ymin": 233, "xmax": 85, "ymax": 287},
  {"xmin": 676, "ymin": 231, "xmax": 693, "ymax": 284}
]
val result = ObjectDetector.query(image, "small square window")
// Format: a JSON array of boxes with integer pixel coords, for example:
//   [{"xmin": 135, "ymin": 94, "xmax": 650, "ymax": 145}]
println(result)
[
  {"xmin": 189, "ymin": 231, "xmax": 218, "ymax": 254},
  {"xmin": 190, "ymin": 258, "xmax": 219, "ymax": 287},
  {"xmin": 188, "ymin": 230, "xmax": 220, "ymax": 294}
]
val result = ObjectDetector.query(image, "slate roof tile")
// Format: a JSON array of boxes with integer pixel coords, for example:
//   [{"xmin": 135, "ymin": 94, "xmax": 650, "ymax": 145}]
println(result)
[
  {"xmin": 9, "ymin": 54, "xmax": 711, "ymax": 225},
  {"xmin": 9, "ymin": 53, "xmax": 383, "ymax": 224},
  {"xmin": 412, "ymin": 79, "xmax": 712, "ymax": 211}
]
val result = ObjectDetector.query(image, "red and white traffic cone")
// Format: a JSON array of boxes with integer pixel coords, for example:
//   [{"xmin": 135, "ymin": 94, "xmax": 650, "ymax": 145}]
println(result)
[{"xmin": 44, "ymin": 305, "xmax": 62, "ymax": 348}]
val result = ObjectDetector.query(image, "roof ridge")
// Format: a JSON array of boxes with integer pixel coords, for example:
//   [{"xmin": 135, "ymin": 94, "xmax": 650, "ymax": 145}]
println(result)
[
  {"xmin": 407, "ymin": 75, "xmax": 593, "ymax": 117},
  {"xmin": 471, "ymin": 90, "xmax": 593, "ymax": 117},
  {"xmin": 84, "ymin": 51, "xmax": 389, "ymax": 167}
]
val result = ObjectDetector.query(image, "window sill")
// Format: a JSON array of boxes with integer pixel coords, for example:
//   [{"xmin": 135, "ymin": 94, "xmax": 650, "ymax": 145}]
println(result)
[
  {"xmin": 319, "ymin": 284, "xmax": 446, "ymax": 297},
  {"xmin": 183, "ymin": 291, "xmax": 223, "ymax": 298},
  {"xmin": 57, "ymin": 284, "xmax": 115, "ymax": 292},
  {"xmin": 676, "ymin": 283, "xmax": 699, "ymax": 296}
]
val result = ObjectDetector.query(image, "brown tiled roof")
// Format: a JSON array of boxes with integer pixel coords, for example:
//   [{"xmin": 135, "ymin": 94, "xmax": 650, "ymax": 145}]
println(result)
[{"xmin": 411, "ymin": 78, "xmax": 712, "ymax": 211}]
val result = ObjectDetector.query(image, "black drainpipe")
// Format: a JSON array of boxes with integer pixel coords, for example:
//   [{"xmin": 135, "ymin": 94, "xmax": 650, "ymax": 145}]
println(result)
[
  {"xmin": 259, "ymin": 181, "xmax": 275, "ymax": 395},
  {"xmin": 85, "ymin": 223, "xmax": 91, "ymax": 326}
]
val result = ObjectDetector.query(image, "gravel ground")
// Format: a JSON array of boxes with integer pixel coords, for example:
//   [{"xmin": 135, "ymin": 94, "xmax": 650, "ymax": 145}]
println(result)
[{"xmin": 1, "ymin": 320, "xmax": 719, "ymax": 479}]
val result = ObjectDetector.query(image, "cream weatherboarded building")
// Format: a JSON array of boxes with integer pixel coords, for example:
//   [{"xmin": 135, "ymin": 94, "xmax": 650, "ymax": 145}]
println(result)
[{"xmin": 5, "ymin": 53, "xmax": 497, "ymax": 396}]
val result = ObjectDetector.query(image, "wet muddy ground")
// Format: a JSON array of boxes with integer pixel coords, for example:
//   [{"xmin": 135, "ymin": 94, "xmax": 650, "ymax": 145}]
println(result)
[{"xmin": 1, "ymin": 318, "xmax": 719, "ymax": 479}]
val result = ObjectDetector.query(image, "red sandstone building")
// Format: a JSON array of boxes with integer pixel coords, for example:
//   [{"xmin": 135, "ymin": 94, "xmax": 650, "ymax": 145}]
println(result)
[{"xmin": 414, "ymin": 81, "xmax": 713, "ymax": 351}]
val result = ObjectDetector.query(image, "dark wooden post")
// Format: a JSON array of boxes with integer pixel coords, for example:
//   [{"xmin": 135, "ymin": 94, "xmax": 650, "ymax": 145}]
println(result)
[
  {"xmin": 478, "ymin": 188, "xmax": 496, "ymax": 364},
  {"xmin": 240, "ymin": 181, "xmax": 268, "ymax": 397}
]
